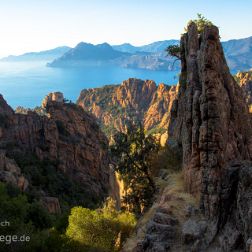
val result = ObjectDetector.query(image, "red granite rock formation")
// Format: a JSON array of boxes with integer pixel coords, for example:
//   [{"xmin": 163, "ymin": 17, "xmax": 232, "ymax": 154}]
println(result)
[
  {"xmin": 77, "ymin": 78, "xmax": 178, "ymax": 136},
  {"xmin": 0, "ymin": 93, "xmax": 110, "ymax": 200},
  {"xmin": 169, "ymin": 22, "xmax": 252, "ymax": 217}
]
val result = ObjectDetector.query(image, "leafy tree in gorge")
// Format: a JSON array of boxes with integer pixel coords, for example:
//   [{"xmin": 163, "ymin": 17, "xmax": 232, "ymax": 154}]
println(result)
[{"xmin": 110, "ymin": 123, "xmax": 160, "ymax": 215}]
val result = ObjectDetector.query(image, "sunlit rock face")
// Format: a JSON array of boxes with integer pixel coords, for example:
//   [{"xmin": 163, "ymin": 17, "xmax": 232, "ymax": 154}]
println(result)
[
  {"xmin": 77, "ymin": 78, "xmax": 178, "ymax": 140},
  {"xmin": 42, "ymin": 91, "xmax": 64, "ymax": 108}
]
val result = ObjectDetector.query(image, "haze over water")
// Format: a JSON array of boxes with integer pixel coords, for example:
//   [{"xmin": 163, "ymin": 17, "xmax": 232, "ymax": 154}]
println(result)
[{"xmin": 0, "ymin": 61, "xmax": 179, "ymax": 109}]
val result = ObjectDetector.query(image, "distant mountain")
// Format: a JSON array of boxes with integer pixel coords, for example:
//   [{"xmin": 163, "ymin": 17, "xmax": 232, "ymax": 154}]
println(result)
[
  {"xmin": 222, "ymin": 36, "xmax": 252, "ymax": 71},
  {"xmin": 0, "ymin": 46, "xmax": 71, "ymax": 62},
  {"xmin": 48, "ymin": 37, "xmax": 252, "ymax": 72},
  {"xmin": 139, "ymin": 40, "xmax": 179, "ymax": 53},
  {"xmin": 112, "ymin": 40, "xmax": 179, "ymax": 53},
  {"xmin": 115, "ymin": 38, "xmax": 252, "ymax": 72},
  {"xmin": 112, "ymin": 43, "xmax": 139, "ymax": 53},
  {"xmin": 4, "ymin": 36, "xmax": 251, "ymax": 72},
  {"xmin": 48, "ymin": 41, "xmax": 179, "ymax": 70},
  {"xmin": 48, "ymin": 42, "xmax": 129, "ymax": 67}
]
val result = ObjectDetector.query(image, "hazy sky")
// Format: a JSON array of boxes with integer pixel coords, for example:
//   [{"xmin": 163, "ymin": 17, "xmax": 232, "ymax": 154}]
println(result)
[{"xmin": 0, "ymin": 0, "xmax": 251, "ymax": 57}]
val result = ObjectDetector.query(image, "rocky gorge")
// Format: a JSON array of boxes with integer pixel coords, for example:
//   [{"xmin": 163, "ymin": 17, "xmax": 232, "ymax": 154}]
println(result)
[{"xmin": 0, "ymin": 17, "xmax": 252, "ymax": 252}]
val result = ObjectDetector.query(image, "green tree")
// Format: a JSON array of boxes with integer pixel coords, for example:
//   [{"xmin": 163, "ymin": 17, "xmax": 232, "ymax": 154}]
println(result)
[
  {"xmin": 166, "ymin": 14, "xmax": 213, "ymax": 68},
  {"xmin": 166, "ymin": 44, "xmax": 181, "ymax": 60},
  {"xmin": 66, "ymin": 200, "xmax": 136, "ymax": 252},
  {"xmin": 110, "ymin": 123, "xmax": 160, "ymax": 215},
  {"xmin": 187, "ymin": 13, "xmax": 213, "ymax": 33}
]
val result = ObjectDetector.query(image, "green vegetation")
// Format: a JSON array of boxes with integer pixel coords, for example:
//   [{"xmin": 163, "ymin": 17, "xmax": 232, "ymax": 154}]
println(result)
[
  {"xmin": 0, "ymin": 182, "xmax": 136, "ymax": 252},
  {"xmin": 186, "ymin": 13, "xmax": 213, "ymax": 33},
  {"xmin": 6, "ymin": 151, "xmax": 100, "ymax": 209},
  {"xmin": 166, "ymin": 44, "xmax": 181, "ymax": 60},
  {"xmin": 110, "ymin": 123, "xmax": 160, "ymax": 215},
  {"xmin": 67, "ymin": 198, "xmax": 136, "ymax": 252},
  {"xmin": 0, "ymin": 182, "xmax": 54, "ymax": 252},
  {"xmin": 166, "ymin": 14, "xmax": 214, "ymax": 62},
  {"xmin": 146, "ymin": 126, "xmax": 167, "ymax": 136}
]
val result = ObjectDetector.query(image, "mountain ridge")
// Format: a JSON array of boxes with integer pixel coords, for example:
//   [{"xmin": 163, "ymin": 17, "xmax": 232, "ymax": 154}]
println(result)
[
  {"xmin": 1, "ymin": 36, "xmax": 252, "ymax": 72},
  {"xmin": 0, "ymin": 46, "xmax": 71, "ymax": 62},
  {"xmin": 48, "ymin": 42, "xmax": 129, "ymax": 67}
]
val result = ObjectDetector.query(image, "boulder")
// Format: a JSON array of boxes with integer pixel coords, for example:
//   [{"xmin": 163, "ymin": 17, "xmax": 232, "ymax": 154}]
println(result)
[{"xmin": 182, "ymin": 219, "xmax": 207, "ymax": 244}]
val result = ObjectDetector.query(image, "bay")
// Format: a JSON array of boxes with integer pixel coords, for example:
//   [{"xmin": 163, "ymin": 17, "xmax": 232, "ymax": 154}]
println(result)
[{"xmin": 0, "ymin": 61, "xmax": 179, "ymax": 109}]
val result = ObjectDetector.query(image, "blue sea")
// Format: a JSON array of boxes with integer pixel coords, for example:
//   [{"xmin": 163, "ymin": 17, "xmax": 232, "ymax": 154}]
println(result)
[{"xmin": 0, "ymin": 61, "xmax": 179, "ymax": 109}]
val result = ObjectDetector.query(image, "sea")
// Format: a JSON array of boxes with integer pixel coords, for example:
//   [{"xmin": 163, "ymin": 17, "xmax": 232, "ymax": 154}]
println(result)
[{"xmin": 0, "ymin": 61, "xmax": 179, "ymax": 109}]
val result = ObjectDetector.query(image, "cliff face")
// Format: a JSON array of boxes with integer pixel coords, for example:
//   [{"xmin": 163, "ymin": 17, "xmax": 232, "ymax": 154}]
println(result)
[
  {"xmin": 170, "ymin": 22, "xmax": 252, "ymax": 212},
  {"xmin": 169, "ymin": 22, "xmax": 252, "ymax": 250},
  {"xmin": 0, "ymin": 93, "xmax": 110, "ymax": 204},
  {"xmin": 77, "ymin": 79, "xmax": 178, "ymax": 136}
]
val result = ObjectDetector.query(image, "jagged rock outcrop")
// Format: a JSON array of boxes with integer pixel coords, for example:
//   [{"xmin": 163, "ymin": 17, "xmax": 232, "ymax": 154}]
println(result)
[
  {"xmin": 170, "ymin": 22, "xmax": 252, "ymax": 215},
  {"xmin": 42, "ymin": 91, "xmax": 64, "ymax": 108},
  {"xmin": 167, "ymin": 22, "xmax": 252, "ymax": 251},
  {"xmin": 235, "ymin": 71, "xmax": 252, "ymax": 112},
  {"xmin": 0, "ymin": 92, "xmax": 110, "ymax": 203},
  {"xmin": 77, "ymin": 79, "xmax": 178, "ymax": 137}
]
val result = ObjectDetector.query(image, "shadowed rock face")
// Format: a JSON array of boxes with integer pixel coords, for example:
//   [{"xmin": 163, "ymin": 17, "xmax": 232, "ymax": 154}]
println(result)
[
  {"xmin": 77, "ymin": 78, "xmax": 178, "ymax": 136},
  {"xmin": 0, "ymin": 93, "xmax": 110, "ymax": 201},
  {"xmin": 165, "ymin": 22, "xmax": 252, "ymax": 250},
  {"xmin": 169, "ymin": 22, "xmax": 252, "ymax": 216}
]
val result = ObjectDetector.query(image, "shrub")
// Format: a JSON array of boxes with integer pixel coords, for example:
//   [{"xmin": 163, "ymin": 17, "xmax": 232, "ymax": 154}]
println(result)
[
  {"xmin": 186, "ymin": 13, "xmax": 213, "ymax": 33},
  {"xmin": 66, "ymin": 199, "xmax": 136, "ymax": 252},
  {"xmin": 166, "ymin": 45, "xmax": 181, "ymax": 60}
]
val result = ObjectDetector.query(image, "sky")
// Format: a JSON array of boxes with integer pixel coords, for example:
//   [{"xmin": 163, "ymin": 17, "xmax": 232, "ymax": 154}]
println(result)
[{"xmin": 0, "ymin": 0, "xmax": 251, "ymax": 57}]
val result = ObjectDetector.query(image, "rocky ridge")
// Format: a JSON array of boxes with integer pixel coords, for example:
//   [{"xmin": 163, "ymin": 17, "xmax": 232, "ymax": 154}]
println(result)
[
  {"xmin": 77, "ymin": 79, "xmax": 178, "ymax": 138},
  {"xmin": 0, "ymin": 92, "xmax": 110, "ymax": 207}
]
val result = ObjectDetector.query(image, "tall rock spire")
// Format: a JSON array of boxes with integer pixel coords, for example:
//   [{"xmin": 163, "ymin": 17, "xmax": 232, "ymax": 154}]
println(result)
[{"xmin": 170, "ymin": 22, "xmax": 252, "ymax": 218}]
